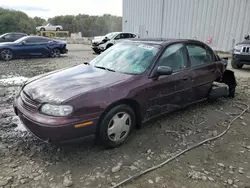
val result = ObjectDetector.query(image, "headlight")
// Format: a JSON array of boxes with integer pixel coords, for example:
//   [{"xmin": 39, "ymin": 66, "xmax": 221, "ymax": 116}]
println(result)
[
  {"xmin": 40, "ymin": 104, "xmax": 73, "ymax": 117},
  {"xmin": 234, "ymin": 45, "xmax": 242, "ymax": 51}
]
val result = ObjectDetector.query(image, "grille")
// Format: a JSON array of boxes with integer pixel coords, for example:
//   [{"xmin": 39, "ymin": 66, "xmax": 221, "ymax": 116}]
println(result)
[
  {"xmin": 242, "ymin": 46, "xmax": 250, "ymax": 53},
  {"xmin": 20, "ymin": 91, "xmax": 39, "ymax": 112},
  {"xmin": 92, "ymin": 42, "xmax": 99, "ymax": 46}
]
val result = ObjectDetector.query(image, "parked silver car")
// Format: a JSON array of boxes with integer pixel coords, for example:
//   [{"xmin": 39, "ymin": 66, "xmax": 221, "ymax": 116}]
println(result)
[{"xmin": 36, "ymin": 24, "xmax": 63, "ymax": 31}]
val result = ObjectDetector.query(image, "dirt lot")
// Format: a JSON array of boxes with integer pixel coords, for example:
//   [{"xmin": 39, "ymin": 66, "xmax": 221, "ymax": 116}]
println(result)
[{"xmin": 0, "ymin": 44, "xmax": 250, "ymax": 188}]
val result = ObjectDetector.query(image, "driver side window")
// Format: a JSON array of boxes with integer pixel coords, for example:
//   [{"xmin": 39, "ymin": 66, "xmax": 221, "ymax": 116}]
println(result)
[
  {"xmin": 115, "ymin": 34, "xmax": 121, "ymax": 40},
  {"xmin": 158, "ymin": 43, "xmax": 187, "ymax": 72}
]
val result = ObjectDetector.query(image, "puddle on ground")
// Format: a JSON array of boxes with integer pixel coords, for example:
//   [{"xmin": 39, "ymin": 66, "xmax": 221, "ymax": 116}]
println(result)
[{"xmin": 0, "ymin": 76, "xmax": 28, "ymax": 87}]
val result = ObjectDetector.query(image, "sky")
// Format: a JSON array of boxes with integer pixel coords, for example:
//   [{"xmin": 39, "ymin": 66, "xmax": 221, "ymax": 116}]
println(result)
[{"xmin": 0, "ymin": 0, "xmax": 122, "ymax": 19}]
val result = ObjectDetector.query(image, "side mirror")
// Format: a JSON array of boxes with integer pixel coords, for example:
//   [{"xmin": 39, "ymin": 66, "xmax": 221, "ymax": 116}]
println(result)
[
  {"xmin": 244, "ymin": 35, "xmax": 250, "ymax": 40},
  {"xmin": 155, "ymin": 66, "xmax": 173, "ymax": 77},
  {"xmin": 21, "ymin": 41, "xmax": 26, "ymax": 45}
]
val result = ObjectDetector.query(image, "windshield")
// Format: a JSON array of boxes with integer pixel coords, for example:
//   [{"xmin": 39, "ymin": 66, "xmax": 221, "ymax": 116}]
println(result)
[
  {"xmin": 14, "ymin": 37, "xmax": 26, "ymax": 43},
  {"xmin": 105, "ymin": 32, "xmax": 117, "ymax": 39},
  {"xmin": 90, "ymin": 43, "xmax": 160, "ymax": 75},
  {"xmin": 0, "ymin": 34, "xmax": 6, "ymax": 38}
]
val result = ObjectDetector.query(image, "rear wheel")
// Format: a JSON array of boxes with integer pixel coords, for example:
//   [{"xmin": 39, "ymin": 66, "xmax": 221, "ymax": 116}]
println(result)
[
  {"xmin": 56, "ymin": 27, "xmax": 60, "ymax": 31},
  {"xmin": 97, "ymin": 104, "xmax": 136, "ymax": 148},
  {"xmin": 40, "ymin": 28, "xmax": 45, "ymax": 31},
  {"xmin": 51, "ymin": 48, "xmax": 61, "ymax": 58},
  {"xmin": 231, "ymin": 58, "xmax": 243, "ymax": 69},
  {"xmin": 0, "ymin": 49, "xmax": 13, "ymax": 61}
]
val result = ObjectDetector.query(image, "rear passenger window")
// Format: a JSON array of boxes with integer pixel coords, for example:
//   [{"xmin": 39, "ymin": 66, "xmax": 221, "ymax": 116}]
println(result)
[
  {"xmin": 186, "ymin": 45, "xmax": 213, "ymax": 67},
  {"xmin": 123, "ymin": 33, "xmax": 131, "ymax": 38}
]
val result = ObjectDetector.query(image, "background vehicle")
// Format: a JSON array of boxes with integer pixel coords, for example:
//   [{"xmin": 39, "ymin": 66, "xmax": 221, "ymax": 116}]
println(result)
[
  {"xmin": 0, "ymin": 32, "xmax": 27, "ymax": 43},
  {"xmin": 13, "ymin": 39, "xmax": 235, "ymax": 148},
  {"xmin": 36, "ymin": 23, "xmax": 63, "ymax": 31},
  {"xmin": 0, "ymin": 36, "xmax": 68, "ymax": 61},
  {"xmin": 91, "ymin": 32, "xmax": 139, "ymax": 54},
  {"xmin": 231, "ymin": 35, "xmax": 250, "ymax": 69}
]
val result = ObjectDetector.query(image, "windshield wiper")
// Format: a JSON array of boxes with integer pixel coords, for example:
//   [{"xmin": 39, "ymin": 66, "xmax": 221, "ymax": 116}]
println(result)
[{"xmin": 94, "ymin": 66, "xmax": 115, "ymax": 72}]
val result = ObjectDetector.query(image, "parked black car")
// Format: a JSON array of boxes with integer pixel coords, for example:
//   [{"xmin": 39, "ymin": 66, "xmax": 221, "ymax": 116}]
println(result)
[
  {"xmin": 0, "ymin": 32, "xmax": 28, "ymax": 43},
  {"xmin": 231, "ymin": 34, "xmax": 250, "ymax": 69}
]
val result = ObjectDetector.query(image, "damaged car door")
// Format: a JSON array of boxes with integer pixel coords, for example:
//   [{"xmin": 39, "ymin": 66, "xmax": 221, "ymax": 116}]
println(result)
[
  {"xmin": 145, "ymin": 43, "xmax": 192, "ymax": 119},
  {"xmin": 185, "ymin": 43, "xmax": 217, "ymax": 101}
]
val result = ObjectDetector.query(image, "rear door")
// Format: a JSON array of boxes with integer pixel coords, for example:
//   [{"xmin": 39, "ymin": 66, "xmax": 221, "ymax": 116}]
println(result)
[
  {"xmin": 185, "ymin": 43, "xmax": 216, "ymax": 101},
  {"xmin": 144, "ymin": 43, "xmax": 193, "ymax": 119}
]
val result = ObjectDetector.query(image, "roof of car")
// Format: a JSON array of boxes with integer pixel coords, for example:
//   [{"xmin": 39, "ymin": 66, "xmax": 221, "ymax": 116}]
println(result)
[
  {"xmin": 6, "ymin": 32, "xmax": 27, "ymax": 35},
  {"xmin": 127, "ymin": 38, "xmax": 204, "ymax": 45},
  {"xmin": 24, "ymin": 36, "xmax": 49, "ymax": 39}
]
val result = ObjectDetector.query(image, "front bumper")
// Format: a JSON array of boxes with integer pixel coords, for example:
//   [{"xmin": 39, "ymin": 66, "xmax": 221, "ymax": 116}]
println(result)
[
  {"xmin": 61, "ymin": 47, "xmax": 68, "ymax": 54},
  {"xmin": 13, "ymin": 97, "xmax": 98, "ymax": 144},
  {"xmin": 232, "ymin": 53, "xmax": 250, "ymax": 63}
]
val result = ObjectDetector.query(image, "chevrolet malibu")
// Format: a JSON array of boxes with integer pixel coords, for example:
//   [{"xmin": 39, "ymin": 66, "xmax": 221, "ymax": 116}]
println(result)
[{"xmin": 13, "ymin": 39, "xmax": 236, "ymax": 148}]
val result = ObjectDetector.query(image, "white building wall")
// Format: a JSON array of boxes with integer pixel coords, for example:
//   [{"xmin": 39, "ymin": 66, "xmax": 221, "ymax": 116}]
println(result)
[{"xmin": 123, "ymin": 0, "xmax": 250, "ymax": 52}]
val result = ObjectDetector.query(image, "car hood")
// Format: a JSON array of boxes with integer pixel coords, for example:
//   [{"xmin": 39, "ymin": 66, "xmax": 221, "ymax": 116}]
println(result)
[
  {"xmin": 92, "ymin": 36, "xmax": 105, "ymax": 43},
  {"xmin": 237, "ymin": 40, "xmax": 250, "ymax": 45},
  {"xmin": 23, "ymin": 64, "xmax": 133, "ymax": 104},
  {"xmin": 0, "ymin": 42, "xmax": 15, "ymax": 46}
]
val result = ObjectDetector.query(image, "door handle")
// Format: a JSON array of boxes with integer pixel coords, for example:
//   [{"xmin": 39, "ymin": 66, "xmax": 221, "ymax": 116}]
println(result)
[{"xmin": 182, "ymin": 77, "xmax": 189, "ymax": 81}]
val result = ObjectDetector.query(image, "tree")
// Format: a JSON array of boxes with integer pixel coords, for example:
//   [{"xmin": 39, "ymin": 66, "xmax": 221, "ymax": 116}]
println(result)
[{"xmin": 0, "ymin": 7, "xmax": 122, "ymax": 36}]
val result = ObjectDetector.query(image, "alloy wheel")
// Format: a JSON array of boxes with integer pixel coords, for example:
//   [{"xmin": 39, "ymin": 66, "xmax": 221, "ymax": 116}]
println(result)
[
  {"xmin": 51, "ymin": 49, "xmax": 60, "ymax": 58},
  {"xmin": 1, "ymin": 49, "xmax": 13, "ymax": 61}
]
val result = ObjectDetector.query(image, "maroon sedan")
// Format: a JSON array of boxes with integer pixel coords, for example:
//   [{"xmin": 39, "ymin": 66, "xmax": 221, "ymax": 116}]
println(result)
[{"xmin": 13, "ymin": 39, "xmax": 236, "ymax": 148}]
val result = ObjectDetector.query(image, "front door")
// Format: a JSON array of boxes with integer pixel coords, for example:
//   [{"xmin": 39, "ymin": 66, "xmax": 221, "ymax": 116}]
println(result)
[
  {"xmin": 144, "ymin": 43, "xmax": 192, "ymax": 119},
  {"xmin": 185, "ymin": 44, "xmax": 217, "ymax": 101},
  {"xmin": 19, "ymin": 38, "xmax": 45, "ymax": 57}
]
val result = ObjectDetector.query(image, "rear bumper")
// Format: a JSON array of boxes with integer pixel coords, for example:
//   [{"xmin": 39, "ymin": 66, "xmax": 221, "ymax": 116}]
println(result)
[{"xmin": 232, "ymin": 54, "xmax": 250, "ymax": 63}]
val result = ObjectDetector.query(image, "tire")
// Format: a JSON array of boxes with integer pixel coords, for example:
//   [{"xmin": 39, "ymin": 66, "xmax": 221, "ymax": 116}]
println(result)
[
  {"xmin": 56, "ymin": 27, "xmax": 60, "ymax": 31},
  {"xmin": 231, "ymin": 58, "xmax": 243, "ymax": 69},
  {"xmin": 0, "ymin": 49, "xmax": 13, "ymax": 61},
  {"xmin": 208, "ymin": 86, "xmax": 229, "ymax": 101},
  {"xmin": 106, "ymin": 44, "xmax": 113, "ymax": 50},
  {"xmin": 93, "ymin": 48, "xmax": 100, "ymax": 54},
  {"xmin": 40, "ymin": 28, "xmax": 45, "ymax": 31},
  {"xmin": 50, "ymin": 48, "xmax": 61, "ymax": 58},
  {"xmin": 97, "ymin": 104, "xmax": 136, "ymax": 148}
]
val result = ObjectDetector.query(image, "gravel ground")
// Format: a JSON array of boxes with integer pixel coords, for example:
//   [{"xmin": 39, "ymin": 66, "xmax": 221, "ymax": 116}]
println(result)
[{"xmin": 0, "ymin": 44, "xmax": 250, "ymax": 188}]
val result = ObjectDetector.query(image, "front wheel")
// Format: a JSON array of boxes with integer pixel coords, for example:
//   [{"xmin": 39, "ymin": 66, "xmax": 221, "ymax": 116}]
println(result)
[
  {"xmin": 50, "ymin": 48, "xmax": 61, "ymax": 58},
  {"xmin": 56, "ymin": 28, "xmax": 60, "ymax": 31},
  {"xmin": 97, "ymin": 104, "xmax": 136, "ymax": 148},
  {"xmin": 231, "ymin": 58, "xmax": 243, "ymax": 69},
  {"xmin": 93, "ymin": 48, "xmax": 100, "ymax": 54},
  {"xmin": 1, "ymin": 49, "xmax": 13, "ymax": 61},
  {"xmin": 40, "ymin": 28, "xmax": 45, "ymax": 31}
]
